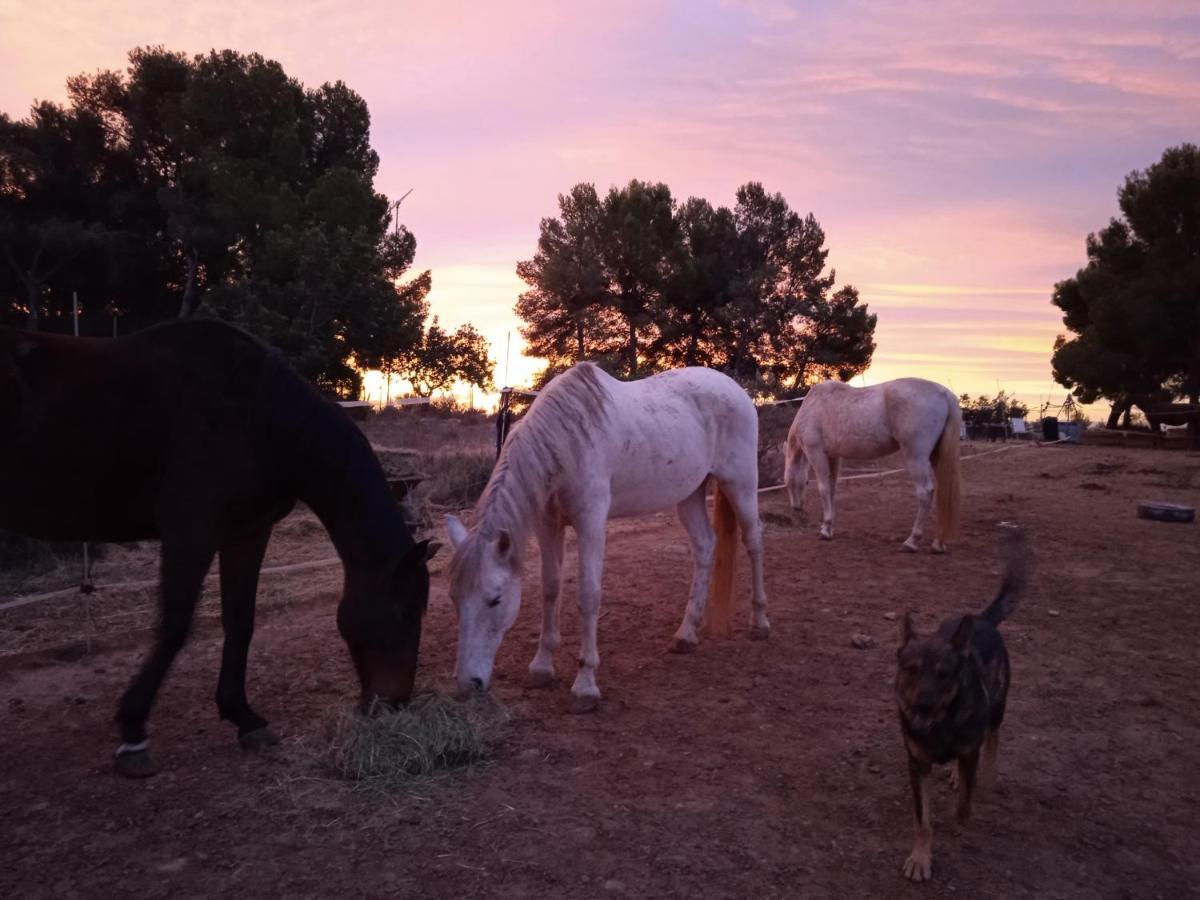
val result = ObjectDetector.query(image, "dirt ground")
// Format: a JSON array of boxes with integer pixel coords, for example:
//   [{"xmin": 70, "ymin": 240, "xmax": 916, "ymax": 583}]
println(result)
[{"xmin": 2, "ymin": 442, "xmax": 1198, "ymax": 899}]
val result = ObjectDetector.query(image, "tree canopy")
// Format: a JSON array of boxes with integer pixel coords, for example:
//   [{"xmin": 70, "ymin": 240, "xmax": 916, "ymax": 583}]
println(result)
[
  {"xmin": 959, "ymin": 391, "xmax": 1029, "ymax": 424},
  {"xmin": 0, "ymin": 47, "xmax": 430, "ymax": 396},
  {"xmin": 394, "ymin": 316, "xmax": 494, "ymax": 398},
  {"xmin": 1051, "ymin": 144, "xmax": 1200, "ymax": 426},
  {"xmin": 515, "ymin": 180, "xmax": 876, "ymax": 395}
]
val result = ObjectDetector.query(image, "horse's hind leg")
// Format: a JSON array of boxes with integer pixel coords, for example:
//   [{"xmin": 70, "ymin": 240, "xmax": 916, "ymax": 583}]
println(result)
[
  {"xmin": 528, "ymin": 514, "xmax": 565, "ymax": 687},
  {"xmin": 216, "ymin": 526, "xmax": 278, "ymax": 750},
  {"xmin": 903, "ymin": 453, "xmax": 935, "ymax": 552},
  {"xmin": 721, "ymin": 481, "xmax": 770, "ymax": 639},
  {"xmin": 115, "ymin": 535, "xmax": 216, "ymax": 778},
  {"xmin": 669, "ymin": 483, "xmax": 716, "ymax": 653}
]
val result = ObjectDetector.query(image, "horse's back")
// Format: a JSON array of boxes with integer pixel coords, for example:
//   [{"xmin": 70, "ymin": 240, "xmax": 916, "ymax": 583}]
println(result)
[
  {"xmin": 797, "ymin": 377, "xmax": 955, "ymax": 457},
  {"xmin": 0, "ymin": 319, "xmax": 274, "ymax": 541},
  {"xmin": 593, "ymin": 366, "xmax": 758, "ymax": 515}
]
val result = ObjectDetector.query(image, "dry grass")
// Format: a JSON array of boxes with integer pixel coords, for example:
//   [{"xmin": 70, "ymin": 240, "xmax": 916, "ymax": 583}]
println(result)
[
  {"xmin": 320, "ymin": 693, "xmax": 509, "ymax": 787},
  {"xmin": 418, "ymin": 451, "xmax": 495, "ymax": 510}
]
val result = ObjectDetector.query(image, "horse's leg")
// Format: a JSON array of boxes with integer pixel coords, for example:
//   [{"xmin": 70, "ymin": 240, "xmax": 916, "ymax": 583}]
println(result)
[
  {"xmin": 902, "ymin": 452, "xmax": 935, "ymax": 553},
  {"xmin": 115, "ymin": 534, "xmax": 217, "ymax": 778},
  {"xmin": 721, "ymin": 481, "xmax": 771, "ymax": 640},
  {"xmin": 528, "ymin": 514, "xmax": 565, "ymax": 687},
  {"xmin": 669, "ymin": 483, "xmax": 716, "ymax": 653},
  {"xmin": 784, "ymin": 444, "xmax": 810, "ymax": 519},
  {"xmin": 806, "ymin": 449, "xmax": 837, "ymax": 540},
  {"xmin": 215, "ymin": 526, "xmax": 278, "ymax": 750},
  {"xmin": 569, "ymin": 511, "xmax": 608, "ymax": 713},
  {"xmin": 826, "ymin": 456, "xmax": 841, "ymax": 514}
]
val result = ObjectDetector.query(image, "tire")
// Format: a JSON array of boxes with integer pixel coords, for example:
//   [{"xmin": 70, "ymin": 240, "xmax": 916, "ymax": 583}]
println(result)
[{"xmin": 1137, "ymin": 501, "xmax": 1196, "ymax": 523}]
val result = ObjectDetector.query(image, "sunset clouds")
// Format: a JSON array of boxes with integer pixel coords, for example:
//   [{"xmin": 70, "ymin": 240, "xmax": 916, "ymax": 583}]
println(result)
[{"xmin": 3, "ymin": 0, "xmax": 1197, "ymax": 408}]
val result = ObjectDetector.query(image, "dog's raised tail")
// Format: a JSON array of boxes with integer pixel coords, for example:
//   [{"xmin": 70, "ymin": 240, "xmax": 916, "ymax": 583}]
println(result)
[{"xmin": 980, "ymin": 528, "xmax": 1030, "ymax": 626}]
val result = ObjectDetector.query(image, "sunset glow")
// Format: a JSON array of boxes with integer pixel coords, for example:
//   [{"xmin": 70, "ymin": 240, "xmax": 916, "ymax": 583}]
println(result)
[{"xmin": 4, "ymin": 0, "xmax": 1197, "ymax": 414}]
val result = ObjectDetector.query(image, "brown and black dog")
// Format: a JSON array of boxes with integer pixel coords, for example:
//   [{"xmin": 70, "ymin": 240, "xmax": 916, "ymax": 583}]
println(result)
[{"xmin": 895, "ymin": 529, "xmax": 1029, "ymax": 881}]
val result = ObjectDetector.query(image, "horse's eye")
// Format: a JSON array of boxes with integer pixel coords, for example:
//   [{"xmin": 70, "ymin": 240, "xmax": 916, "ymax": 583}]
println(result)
[{"xmin": 487, "ymin": 596, "xmax": 501, "ymax": 609}]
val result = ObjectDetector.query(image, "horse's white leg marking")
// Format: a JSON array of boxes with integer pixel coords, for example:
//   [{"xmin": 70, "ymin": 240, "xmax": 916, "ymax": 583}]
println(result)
[
  {"xmin": 807, "ymin": 449, "xmax": 837, "ymax": 540},
  {"xmin": 670, "ymin": 484, "xmax": 716, "ymax": 652},
  {"xmin": 528, "ymin": 516, "xmax": 565, "ymax": 686},
  {"xmin": 722, "ymin": 481, "xmax": 770, "ymax": 639},
  {"xmin": 903, "ymin": 452, "xmax": 935, "ymax": 552},
  {"xmin": 570, "ymin": 512, "xmax": 607, "ymax": 712}
]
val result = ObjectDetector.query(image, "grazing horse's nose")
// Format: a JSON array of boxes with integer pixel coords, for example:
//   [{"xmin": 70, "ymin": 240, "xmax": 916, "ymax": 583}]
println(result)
[{"xmin": 470, "ymin": 676, "xmax": 484, "ymax": 692}]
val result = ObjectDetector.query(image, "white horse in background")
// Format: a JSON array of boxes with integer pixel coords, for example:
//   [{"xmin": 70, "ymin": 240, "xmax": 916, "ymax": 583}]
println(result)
[
  {"xmin": 446, "ymin": 362, "xmax": 769, "ymax": 712},
  {"xmin": 784, "ymin": 377, "xmax": 962, "ymax": 553}
]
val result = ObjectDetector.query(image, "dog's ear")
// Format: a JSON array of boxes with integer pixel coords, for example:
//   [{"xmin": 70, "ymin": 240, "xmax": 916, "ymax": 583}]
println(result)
[
  {"xmin": 951, "ymin": 614, "xmax": 974, "ymax": 652},
  {"xmin": 899, "ymin": 611, "xmax": 917, "ymax": 647}
]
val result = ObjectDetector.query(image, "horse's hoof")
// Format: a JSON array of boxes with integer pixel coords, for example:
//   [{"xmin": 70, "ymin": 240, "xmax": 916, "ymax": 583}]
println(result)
[
  {"xmin": 239, "ymin": 726, "xmax": 280, "ymax": 751},
  {"xmin": 902, "ymin": 540, "xmax": 919, "ymax": 553},
  {"xmin": 930, "ymin": 544, "xmax": 947, "ymax": 555},
  {"xmin": 819, "ymin": 530, "xmax": 833, "ymax": 541},
  {"xmin": 750, "ymin": 624, "xmax": 771, "ymax": 641},
  {"xmin": 669, "ymin": 637, "xmax": 698, "ymax": 654},
  {"xmin": 527, "ymin": 668, "xmax": 556, "ymax": 687},
  {"xmin": 570, "ymin": 693, "xmax": 600, "ymax": 714},
  {"xmin": 114, "ymin": 750, "xmax": 158, "ymax": 779}
]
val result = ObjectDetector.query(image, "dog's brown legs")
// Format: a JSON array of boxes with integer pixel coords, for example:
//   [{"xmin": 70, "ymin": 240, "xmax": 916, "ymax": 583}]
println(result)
[
  {"xmin": 955, "ymin": 749, "xmax": 979, "ymax": 823},
  {"xmin": 903, "ymin": 756, "xmax": 933, "ymax": 881},
  {"xmin": 981, "ymin": 729, "xmax": 999, "ymax": 790}
]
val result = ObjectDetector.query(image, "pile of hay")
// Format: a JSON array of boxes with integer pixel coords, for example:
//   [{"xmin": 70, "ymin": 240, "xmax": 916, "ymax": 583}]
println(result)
[{"xmin": 323, "ymin": 692, "xmax": 508, "ymax": 785}]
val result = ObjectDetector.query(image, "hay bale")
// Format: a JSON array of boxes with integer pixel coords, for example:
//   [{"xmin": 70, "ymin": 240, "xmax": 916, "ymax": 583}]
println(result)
[{"xmin": 323, "ymin": 692, "xmax": 507, "ymax": 785}]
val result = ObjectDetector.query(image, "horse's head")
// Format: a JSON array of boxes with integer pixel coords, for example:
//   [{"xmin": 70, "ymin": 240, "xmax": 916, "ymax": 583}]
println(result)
[
  {"xmin": 446, "ymin": 514, "xmax": 522, "ymax": 695},
  {"xmin": 336, "ymin": 539, "xmax": 441, "ymax": 709}
]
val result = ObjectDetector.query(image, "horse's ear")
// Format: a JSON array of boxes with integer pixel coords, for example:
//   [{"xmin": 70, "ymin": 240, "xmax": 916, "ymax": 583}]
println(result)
[
  {"xmin": 899, "ymin": 611, "xmax": 917, "ymax": 647},
  {"xmin": 401, "ymin": 539, "xmax": 439, "ymax": 568},
  {"xmin": 446, "ymin": 515, "xmax": 468, "ymax": 549}
]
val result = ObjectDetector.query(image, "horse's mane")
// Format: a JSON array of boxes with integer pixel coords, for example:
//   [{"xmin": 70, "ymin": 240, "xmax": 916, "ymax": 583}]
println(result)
[
  {"xmin": 474, "ymin": 362, "xmax": 611, "ymax": 540},
  {"xmin": 255, "ymin": 349, "xmax": 413, "ymax": 563}
]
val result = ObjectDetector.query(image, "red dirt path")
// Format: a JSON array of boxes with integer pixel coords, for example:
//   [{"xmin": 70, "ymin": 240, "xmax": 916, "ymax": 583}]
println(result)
[{"xmin": 2, "ymin": 443, "xmax": 1198, "ymax": 899}]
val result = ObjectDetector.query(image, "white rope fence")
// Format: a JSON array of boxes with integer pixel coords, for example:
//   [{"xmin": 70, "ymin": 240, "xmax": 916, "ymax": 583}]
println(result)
[
  {"xmin": 756, "ymin": 442, "xmax": 1019, "ymax": 494},
  {"xmin": 2, "ymin": 444, "xmax": 1025, "ymax": 614},
  {"xmin": 0, "ymin": 556, "xmax": 341, "ymax": 614}
]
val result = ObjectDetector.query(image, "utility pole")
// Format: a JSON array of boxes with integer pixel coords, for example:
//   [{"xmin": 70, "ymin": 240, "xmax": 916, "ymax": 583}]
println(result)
[{"xmin": 72, "ymin": 291, "xmax": 94, "ymax": 593}]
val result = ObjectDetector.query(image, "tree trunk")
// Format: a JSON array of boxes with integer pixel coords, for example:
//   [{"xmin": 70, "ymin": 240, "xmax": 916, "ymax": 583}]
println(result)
[
  {"xmin": 627, "ymin": 318, "xmax": 638, "ymax": 378},
  {"xmin": 1106, "ymin": 403, "xmax": 1122, "ymax": 429},
  {"xmin": 25, "ymin": 280, "xmax": 40, "ymax": 332},
  {"xmin": 179, "ymin": 252, "xmax": 200, "ymax": 318},
  {"xmin": 576, "ymin": 319, "xmax": 585, "ymax": 362}
]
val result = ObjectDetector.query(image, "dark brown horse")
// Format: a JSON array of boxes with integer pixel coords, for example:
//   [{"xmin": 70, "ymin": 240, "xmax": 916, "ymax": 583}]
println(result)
[{"xmin": 0, "ymin": 319, "xmax": 438, "ymax": 777}]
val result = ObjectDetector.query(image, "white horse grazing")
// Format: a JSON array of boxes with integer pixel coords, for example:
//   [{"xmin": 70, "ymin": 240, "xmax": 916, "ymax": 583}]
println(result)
[
  {"xmin": 446, "ymin": 362, "xmax": 769, "ymax": 712},
  {"xmin": 784, "ymin": 377, "xmax": 962, "ymax": 552}
]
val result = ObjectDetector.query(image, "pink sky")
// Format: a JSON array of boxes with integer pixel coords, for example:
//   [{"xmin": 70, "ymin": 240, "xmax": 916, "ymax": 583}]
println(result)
[{"xmin": 3, "ymin": 0, "xmax": 1198, "ymax": 413}]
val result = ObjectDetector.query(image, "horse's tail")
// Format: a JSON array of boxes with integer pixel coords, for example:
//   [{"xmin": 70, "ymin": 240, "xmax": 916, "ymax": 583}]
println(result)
[
  {"xmin": 933, "ymin": 398, "xmax": 962, "ymax": 543},
  {"xmin": 705, "ymin": 480, "xmax": 739, "ymax": 639}
]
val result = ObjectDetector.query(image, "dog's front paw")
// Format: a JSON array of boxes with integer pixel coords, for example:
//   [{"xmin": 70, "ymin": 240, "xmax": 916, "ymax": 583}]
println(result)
[{"xmin": 903, "ymin": 849, "xmax": 932, "ymax": 882}]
